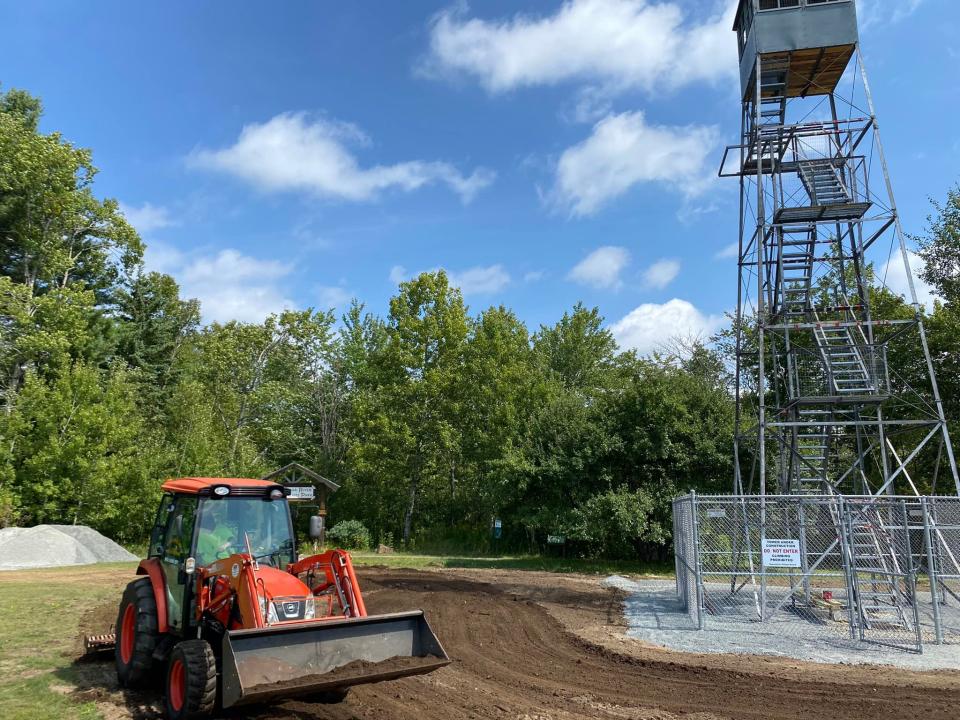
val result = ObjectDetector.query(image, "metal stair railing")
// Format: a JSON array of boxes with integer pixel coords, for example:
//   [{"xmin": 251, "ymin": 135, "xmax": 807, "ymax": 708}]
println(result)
[
  {"xmin": 844, "ymin": 500, "xmax": 918, "ymax": 645},
  {"xmin": 812, "ymin": 309, "xmax": 876, "ymax": 396}
]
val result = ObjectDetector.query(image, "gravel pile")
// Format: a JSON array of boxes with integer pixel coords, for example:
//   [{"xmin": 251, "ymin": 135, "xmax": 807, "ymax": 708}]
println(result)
[{"xmin": 0, "ymin": 524, "xmax": 138, "ymax": 570}]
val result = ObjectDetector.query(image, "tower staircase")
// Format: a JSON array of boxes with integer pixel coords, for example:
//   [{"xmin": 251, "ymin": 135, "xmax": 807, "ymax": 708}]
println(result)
[
  {"xmin": 813, "ymin": 318, "xmax": 876, "ymax": 397},
  {"xmin": 794, "ymin": 417, "xmax": 832, "ymax": 495},
  {"xmin": 757, "ymin": 55, "xmax": 789, "ymax": 132},
  {"xmin": 798, "ymin": 159, "xmax": 850, "ymax": 206},
  {"xmin": 776, "ymin": 226, "xmax": 817, "ymax": 320},
  {"xmin": 844, "ymin": 501, "xmax": 916, "ymax": 638}
]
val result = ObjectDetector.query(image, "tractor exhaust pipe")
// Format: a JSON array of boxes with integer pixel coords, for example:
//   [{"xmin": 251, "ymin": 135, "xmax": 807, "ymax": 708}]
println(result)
[{"xmin": 220, "ymin": 610, "xmax": 449, "ymax": 708}]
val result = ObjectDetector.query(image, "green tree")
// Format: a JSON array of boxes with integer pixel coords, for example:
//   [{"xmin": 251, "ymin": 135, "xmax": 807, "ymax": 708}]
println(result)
[
  {"xmin": 180, "ymin": 309, "xmax": 337, "ymax": 476},
  {"xmin": 0, "ymin": 87, "xmax": 142, "ymax": 405},
  {"xmin": 6, "ymin": 362, "xmax": 164, "ymax": 539},
  {"xmin": 115, "ymin": 270, "xmax": 200, "ymax": 415},
  {"xmin": 533, "ymin": 302, "xmax": 617, "ymax": 392},
  {"xmin": 458, "ymin": 306, "xmax": 539, "ymax": 523},
  {"xmin": 916, "ymin": 185, "xmax": 960, "ymax": 306},
  {"xmin": 344, "ymin": 272, "xmax": 469, "ymax": 543}
]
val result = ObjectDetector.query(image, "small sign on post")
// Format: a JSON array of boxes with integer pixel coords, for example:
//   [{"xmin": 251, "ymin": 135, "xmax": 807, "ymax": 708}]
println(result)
[
  {"xmin": 286, "ymin": 485, "xmax": 316, "ymax": 501},
  {"xmin": 761, "ymin": 538, "xmax": 802, "ymax": 568}
]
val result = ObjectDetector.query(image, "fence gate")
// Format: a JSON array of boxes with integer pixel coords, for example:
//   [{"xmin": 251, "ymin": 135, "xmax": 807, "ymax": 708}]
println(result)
[{"xmin": 842, "ymin": 499, "xmax": 922, "ymax": 652}]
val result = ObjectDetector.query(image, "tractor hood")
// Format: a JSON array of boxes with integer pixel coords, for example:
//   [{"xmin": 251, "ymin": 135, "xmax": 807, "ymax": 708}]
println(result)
[{"xmin": 255, "ymin": 565, "xmax": 311, "ymax": 597}]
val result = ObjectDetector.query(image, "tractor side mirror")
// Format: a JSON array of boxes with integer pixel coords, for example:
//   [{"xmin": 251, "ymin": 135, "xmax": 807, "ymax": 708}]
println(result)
[{"xmin": 309, "ymin": 515, "xmax": 325, "ymax": 540}]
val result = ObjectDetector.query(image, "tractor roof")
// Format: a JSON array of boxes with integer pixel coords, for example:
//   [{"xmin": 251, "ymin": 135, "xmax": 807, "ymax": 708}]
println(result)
[{"xmin": 161, "ymin": 477, "xmax": 279, "ymax": 495}]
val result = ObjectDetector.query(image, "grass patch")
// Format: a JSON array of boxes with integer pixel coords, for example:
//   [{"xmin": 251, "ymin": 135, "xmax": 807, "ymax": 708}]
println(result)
[
  {"xmin": 0, "ymin": 562, "xmax": 137, "ymax": 720},
  {"xmin": 350, "ymin": 552, "xmax": 673, "ymax": 577}
]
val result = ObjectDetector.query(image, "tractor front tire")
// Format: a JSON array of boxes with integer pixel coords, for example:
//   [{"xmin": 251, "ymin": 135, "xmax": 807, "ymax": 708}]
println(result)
[
  {"xmin": 115, "ymin": 577, "xmax": 161, "ymax": 688},
  {"xmin": 165, "ymin": 640, "xmax": 217, "ymax": 720}
]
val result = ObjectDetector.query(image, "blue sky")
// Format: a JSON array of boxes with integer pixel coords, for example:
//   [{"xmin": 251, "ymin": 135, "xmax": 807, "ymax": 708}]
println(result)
[{"xmin": 2, "ymin": 0, "xmax": 958, "ymax": 352}]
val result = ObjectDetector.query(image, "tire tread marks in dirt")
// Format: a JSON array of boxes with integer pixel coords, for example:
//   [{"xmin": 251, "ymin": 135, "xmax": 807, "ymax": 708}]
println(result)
[{"xmin": 86, "ymin": 568, "xmax": 960, "ymax": 720}]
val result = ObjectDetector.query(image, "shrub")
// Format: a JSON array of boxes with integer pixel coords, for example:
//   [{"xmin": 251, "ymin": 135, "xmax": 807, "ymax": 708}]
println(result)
[
  {"xmin": 327, "ymin": 519, "xmax": 372, "ymax": 550},
  {"xmin": 566, "ymin": 486, "xmax": 668, "ymax": 560}
]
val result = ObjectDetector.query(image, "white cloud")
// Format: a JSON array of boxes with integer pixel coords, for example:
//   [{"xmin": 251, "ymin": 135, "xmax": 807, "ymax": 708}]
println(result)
[
  {"xmin": 881, "ymin": 250, "xmax": 937, "ymax": 311},
  {"xmin": 552, "ymin": 111, "xmax": 719, "ymax": 215},
  {"xmin": 611, "ymin": 298, "xmax": 723, "ymax": 355},
  {"xmin": 387, "ymin": 263, "xmax": 511, "ymax": 295},
  {"xmin": 859, "ymin": 0, "xmax": 924, "ymax": 29},
  {"xmin": 317, "ymin": 285, "xmax": 351, "ymax": 310},
  {"xmin": 568, "ymin": 245, "xmax": 630, "ymax": 289},
  {"xmin": 143, "ymin": 239, "xmax": 184, "ymax": 275},
  {"xmin": 152, "ymin": 248, "xmax": 296, "ymax": 324},
  {"xmin": 389, "ymin": 265, "xmax": 409, "ymax": 285},
  {"xmin": 120, "ymin": 202, "xmax": 175, "ymax": 234},
  {"xmin": 523, "ymin": 270, "xmax": 545, "ymax": 283},
  {"xmin": 448, "ymin": 264, "xmax": 511, "ymax": 295},
  {"xmin": 181, "ymin": 249, "xmax": 296, "ymax": 324},
  {"xmin": 190, "ymin": 112, "xmax": 494, "ymax": 204},
  {"xmin": 642, "ymin": 258, "xmax": 680, "ymax": 289},
  {"xmin": 424, "ymin": 0, "xmax": 736, "ymax": 94},
  {"xmin": 715, "ymin": 242, "xmax": 739, "ymax": 260}
]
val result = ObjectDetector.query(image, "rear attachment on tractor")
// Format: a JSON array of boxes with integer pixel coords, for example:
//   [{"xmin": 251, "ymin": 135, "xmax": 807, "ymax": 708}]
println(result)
[{"xmin": 84, "ymin": 632, "xmax": 116, "ymax": 656}]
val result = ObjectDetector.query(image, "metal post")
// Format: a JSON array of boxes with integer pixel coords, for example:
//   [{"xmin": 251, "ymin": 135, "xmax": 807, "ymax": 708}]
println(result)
[
  {"xmin": 754, "ymin": 58, "xmax": 767, "ymax": 501},
  {"xmin": 734, "ymin": 103, "xmax": 748, "ymax": 495},
  {"xmin": 798, "ymin": 499, "xmax": 811, "ymax": 604},
  {"xmin": 690, "ymin": 491, "xmax": 706, "ymax": 630},
  {"xmin": 838, "ymin": 496, "xmax": 859, "ymax": 640},
  {"xmin": 921, "ymin": 498, "xmax": 945, "ymax": 644},
  {"xmin": 899, "ymin": 499, "xmax": 923, "ymax": 652}
]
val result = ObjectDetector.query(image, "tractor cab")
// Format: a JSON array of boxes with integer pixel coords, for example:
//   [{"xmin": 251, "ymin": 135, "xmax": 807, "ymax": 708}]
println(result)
[{"xmin": 148, "ymin": 478, "xmax": 298, "ymax": 632}]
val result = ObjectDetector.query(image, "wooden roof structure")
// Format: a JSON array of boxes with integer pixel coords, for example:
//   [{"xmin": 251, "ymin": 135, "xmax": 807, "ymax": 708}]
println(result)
[
  {"xmin": 262, "ymin": 463, "xmax": 339, "ymax": 492},
  {"xmin": 261, "ymin": 463, "xmax": 339, "ymax": 514}
]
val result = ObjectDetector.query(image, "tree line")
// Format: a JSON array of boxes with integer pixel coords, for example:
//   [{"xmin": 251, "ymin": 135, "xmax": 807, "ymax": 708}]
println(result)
[{"xmin": 2, "ymin": 86, "xmax": 959, "ymax": 558}]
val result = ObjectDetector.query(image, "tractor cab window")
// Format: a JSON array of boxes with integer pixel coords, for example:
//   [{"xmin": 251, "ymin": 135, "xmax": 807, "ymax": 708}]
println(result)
[
  {"xmin": 195, "ymin": 496, "xmax": 295, "ymax": 568},
  {"xmin": 162, "ymin": 496, "xmax": 198, "ymax": 561},
  {"xmin": 149, "ymin": 493, "xmax": 175, "ymax": 557}
]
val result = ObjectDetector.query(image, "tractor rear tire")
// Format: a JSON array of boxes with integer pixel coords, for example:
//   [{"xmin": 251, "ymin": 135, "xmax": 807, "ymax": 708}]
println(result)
[
  {"xmin": 115, "ymin": 577, "xmax": 161, "ymax": 688},
  {"xmin": 165, "ymin": 639, "xmax": 217, "ymax": 720}
]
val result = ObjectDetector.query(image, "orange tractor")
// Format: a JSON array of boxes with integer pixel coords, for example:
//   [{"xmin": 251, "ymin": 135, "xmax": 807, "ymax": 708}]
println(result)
[{"xmin": 97, "ymin": 477, "xmax": 447, "ymax": 719}]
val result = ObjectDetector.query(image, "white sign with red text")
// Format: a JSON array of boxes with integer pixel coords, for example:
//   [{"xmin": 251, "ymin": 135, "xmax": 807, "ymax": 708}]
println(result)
[{"xmin": 761, "ymin": 538, "xmax": 802, "ymax": 568}]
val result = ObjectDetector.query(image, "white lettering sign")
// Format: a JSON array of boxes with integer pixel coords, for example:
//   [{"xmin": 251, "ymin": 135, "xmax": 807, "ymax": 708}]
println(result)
[
  {"xmin": 286, "ymin": 485, "xmax": 315, "ymax": 500},
  {"xmin": 761, "ymin": 538, "xmax": 802, "ymax": 568}
]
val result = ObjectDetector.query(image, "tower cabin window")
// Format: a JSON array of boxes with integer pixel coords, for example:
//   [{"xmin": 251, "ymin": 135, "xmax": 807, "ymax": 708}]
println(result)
[{"xmin": 758, "ymin": 0, "xmax": 847, "ymax": 8}]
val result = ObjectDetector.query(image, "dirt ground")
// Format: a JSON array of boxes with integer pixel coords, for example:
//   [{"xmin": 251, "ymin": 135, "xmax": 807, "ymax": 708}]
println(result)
[{"xmin": 70, "ymin": 565, "xmax": 960, "ymax": 720}]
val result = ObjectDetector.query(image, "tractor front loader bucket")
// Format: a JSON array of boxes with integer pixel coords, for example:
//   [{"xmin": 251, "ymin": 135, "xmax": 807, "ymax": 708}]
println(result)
[{"xmin": 220, "ymin": 610, "xmax": 449, "ymax": 708}]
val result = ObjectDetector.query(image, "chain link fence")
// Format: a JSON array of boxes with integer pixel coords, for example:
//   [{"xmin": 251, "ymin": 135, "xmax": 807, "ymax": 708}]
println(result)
[{"xmin": 674, "ymin": 493, "xmax": 960, "ymax": 653}]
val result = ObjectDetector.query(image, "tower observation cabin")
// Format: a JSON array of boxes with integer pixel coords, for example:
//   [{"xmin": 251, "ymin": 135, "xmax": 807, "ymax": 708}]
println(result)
[
  {"xmin": 734, "ymin": 0, "xmax": 858, "ymax": 104},
  {"xmin": 722, "ymin": 0, "xmax": 960, "ymax": 499}
]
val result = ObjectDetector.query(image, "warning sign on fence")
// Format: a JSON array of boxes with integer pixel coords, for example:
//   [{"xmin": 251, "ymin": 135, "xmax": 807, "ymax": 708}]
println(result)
[{"xmin": 761, "ymin": 538, "xmax": 801, "ymax": 568}]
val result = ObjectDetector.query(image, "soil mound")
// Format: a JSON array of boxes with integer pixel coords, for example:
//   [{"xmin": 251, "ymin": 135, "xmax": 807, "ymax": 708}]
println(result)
[{"xmin": 0, "ymin": 524, "xmax": 137, "ymax": 570}]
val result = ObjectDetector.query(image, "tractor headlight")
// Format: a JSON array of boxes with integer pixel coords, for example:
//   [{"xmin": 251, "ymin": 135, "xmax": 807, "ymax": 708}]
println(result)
[
  {"xmin": 304, "ymin": 596, "xmax": 316, "ymax": 620},
  {"xmin": 258, "ymin": 595, "xmax": 279, "ymax": 625}
]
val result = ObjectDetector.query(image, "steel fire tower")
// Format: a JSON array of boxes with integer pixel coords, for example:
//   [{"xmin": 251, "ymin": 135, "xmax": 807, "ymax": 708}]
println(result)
[{"xmin": 722, "ymin": 0, "xmax": 959, "ymax": 498}]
